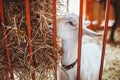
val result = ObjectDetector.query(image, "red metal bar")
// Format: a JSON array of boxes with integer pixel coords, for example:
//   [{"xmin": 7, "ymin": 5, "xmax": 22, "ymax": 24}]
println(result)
[
  {"xmin": 77, "ymin": 0, "xmax": 83, "ymax": 80},
  {"xmin": 0, "ymin": 0, "xmax": 14, "ymax": 79},
  {"xmin": 99, "ymin": 0, "xmax": 111, "ymax": 80},
  {"xmin": 53, "ymin": 0, "xmax": 57, "ymax": 60},
  {"xmin": 53, "ymin": 0, "xmax": 57, "ymax": 80},
  {"xmin": 25, "ymin": 0, "xmax": 35, "ymax": 80}
]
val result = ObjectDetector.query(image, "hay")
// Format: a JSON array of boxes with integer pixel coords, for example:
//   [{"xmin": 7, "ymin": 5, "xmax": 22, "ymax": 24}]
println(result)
[
  {"xmin": 102, "ymin": 28, "xmax": 120, "ymax": 80},
  {"xmin": 0, "ymin": 0, "xmax": 64, "ymax": 80},
  {"xmin": 97, "ymin": 27, "xmax": 120, "ymax": 80}
]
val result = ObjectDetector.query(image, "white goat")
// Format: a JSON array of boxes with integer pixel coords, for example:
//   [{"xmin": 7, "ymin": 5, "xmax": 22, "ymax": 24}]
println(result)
[{"xmin": 56, "ymin": 13, "xmax": 102, "ymax": 80}]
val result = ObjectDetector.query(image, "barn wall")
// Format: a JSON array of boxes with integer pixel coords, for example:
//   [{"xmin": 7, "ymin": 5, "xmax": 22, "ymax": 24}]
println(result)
[
  {"xmin": 92, "ymin": 1, "xmax": 114, "ymax": 22},
  {"xmin": 85, "ymin": 0, "xmax": 115, "ymax": 27}
]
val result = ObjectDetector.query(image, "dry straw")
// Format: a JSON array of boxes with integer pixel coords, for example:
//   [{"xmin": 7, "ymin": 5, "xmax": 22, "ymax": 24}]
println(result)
[{"xmin": 0, "ymin": 0, "xmax": 64, "ymax": 80}]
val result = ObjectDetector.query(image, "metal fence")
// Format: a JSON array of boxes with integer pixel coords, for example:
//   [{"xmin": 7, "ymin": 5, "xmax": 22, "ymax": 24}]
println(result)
[{"xmin": 0, "ymin": 0, "xmax": 111, "ymax": 80}]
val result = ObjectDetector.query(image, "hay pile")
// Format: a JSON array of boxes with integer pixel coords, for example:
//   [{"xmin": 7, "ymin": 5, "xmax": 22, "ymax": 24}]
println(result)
[{"xmin": 0, "ymin": 0, "xmax": 64, "ymax": 80}]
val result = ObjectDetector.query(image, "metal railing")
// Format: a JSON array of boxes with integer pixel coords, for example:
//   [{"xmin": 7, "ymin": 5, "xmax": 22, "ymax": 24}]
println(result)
[{"xmin": 0, "ymin": 0, "xmax": 111, "ymax": 80}]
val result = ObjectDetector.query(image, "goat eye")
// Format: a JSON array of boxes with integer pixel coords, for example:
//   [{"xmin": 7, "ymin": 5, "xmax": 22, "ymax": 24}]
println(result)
[{"xmin": 67, "ymin": 21, "xmax": 75, "ymax": 26}]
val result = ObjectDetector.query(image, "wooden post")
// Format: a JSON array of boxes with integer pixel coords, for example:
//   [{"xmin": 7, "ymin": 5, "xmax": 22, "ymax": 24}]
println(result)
[
  {"xmin": 77, "ymin": 0, "xmax": 83, "ymax": 80},
  {"xmin": 0, "ymin": 0, "xmax": 14, "ymax": 79},
  {"xmin": 99, "ymin": 0, "xmax": 111, "ymax": 80},
  {"xmin": 25, "ymin": 0, "xmax": 35, "ymax": 80},
  {"xmin": 53, "ymin": 0, "xmax": 57, "ymax": 80}
]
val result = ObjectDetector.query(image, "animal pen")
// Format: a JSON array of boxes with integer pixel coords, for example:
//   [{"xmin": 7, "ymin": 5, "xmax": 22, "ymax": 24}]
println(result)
[{"xmin": 0, "ymin": 0, "xmax": 111, "ymax": 80}]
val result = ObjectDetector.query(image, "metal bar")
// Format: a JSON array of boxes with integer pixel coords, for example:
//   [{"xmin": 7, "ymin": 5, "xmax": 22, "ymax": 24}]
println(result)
[
  {"xmin": 53, "ymin": 0, "xmax": 57, "ymax": 59},
  {"xmin": 0, "ymin": 0, "xmax": 14, "ymax": 79},
  {"xmin": 99, "ymin": 0, "xmax": 111, "ymax": 80},
  {"xmin": 77, "ymin": 0, "xmax": 83, "ymax": 80},
  {"xmin": 25, "ymin": 0, "xmax": 35, "ymax": 80},
  {"xmin": 67, "ymin": 0, "xmax": 69, "ymax": 12},
  {"xmin": 53, "ymin": 0, "xmax": 57, "ymax": 80}
]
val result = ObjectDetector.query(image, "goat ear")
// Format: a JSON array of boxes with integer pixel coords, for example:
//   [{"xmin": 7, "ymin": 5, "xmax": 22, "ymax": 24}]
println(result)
[
  {"xmin": 83, "ymin": 27, "xmax": 102, "ymax": 37},
  {"xmin": 83, "ymin": 20, "xmax": 91, "ymax": 27},
  {"xmin": 82, "ymin": 20, "xmax": 102, "ymax": 37}
]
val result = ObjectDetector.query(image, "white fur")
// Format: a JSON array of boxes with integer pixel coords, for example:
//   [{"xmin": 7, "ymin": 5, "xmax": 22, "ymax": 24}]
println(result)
[
  {"xmin": 57, "ymin": 66, "xmax": 69, "ymax": 80},
  {"xmin": 56, "ymin": 13, "xmax": 102, "ymax": 80}
]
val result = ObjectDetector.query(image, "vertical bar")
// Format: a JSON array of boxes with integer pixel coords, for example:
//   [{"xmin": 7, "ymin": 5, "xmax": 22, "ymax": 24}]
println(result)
[
  {"xmin": 77, "ymin": 0, "xmax": 83, "ymax": 80},
  {"xmin": 99, "ymin": 0, "xmax": 111, "ymax": 80},
  {"xmin": 0, "ymin": 0, "xmax": 14, "ymax": 79},
  {"xmin": 25, "ymin": 0, "xmax": 35, "ymax": 80},
  {"xmin": 67, "ymin": 0, "xmax": 69, "ymax": 12},
  {"xmin": 53, "ymin": 0, "xmax": 57, "ymax": 80}
]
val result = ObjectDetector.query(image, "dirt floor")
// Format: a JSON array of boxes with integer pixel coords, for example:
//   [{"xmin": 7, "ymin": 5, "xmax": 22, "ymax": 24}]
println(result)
[{"xmin": 101, "ymin": 27, "xmax": 120, "ymax": 80}]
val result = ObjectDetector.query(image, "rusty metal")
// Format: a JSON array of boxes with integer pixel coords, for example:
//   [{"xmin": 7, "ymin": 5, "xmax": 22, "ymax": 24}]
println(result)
[
  {"xmin": 25, "ymin": 0, "xmax": 35, "ymax": 80},
  {"xmin": 99, "ymin": 0, "xmax": 111, "ymax": 80},
  {"xmin": 77, "ymin": 0, "xmax": 83, "ymax": 80},
  {"xmin": 0, "ymin": 0, "xmax": 14, "ymax": 79},
  {"xmin": 53, "ymin": 0, "xmax": 57, "ymax": 80}
]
